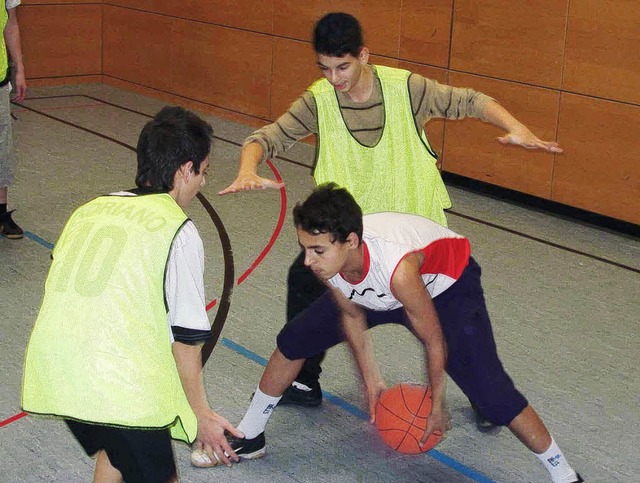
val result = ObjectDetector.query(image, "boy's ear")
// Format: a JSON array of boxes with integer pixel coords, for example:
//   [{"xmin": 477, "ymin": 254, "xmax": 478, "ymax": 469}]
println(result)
[
  {"xmin": 179, "ymin": 161, "xmax": 194, "ymax": 180},
  {"xmin": 347, "ymin": 232, "xmax": 360, "ymax": 248},
  {"xmin": 358, "ymin": 47, "xmax": 370, "ymax": 64}
]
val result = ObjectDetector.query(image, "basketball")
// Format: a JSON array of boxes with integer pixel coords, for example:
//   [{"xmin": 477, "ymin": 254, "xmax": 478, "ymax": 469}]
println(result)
[{"xmin": 375, "ymin": 383, "xmax": 442, "ymax": 454}]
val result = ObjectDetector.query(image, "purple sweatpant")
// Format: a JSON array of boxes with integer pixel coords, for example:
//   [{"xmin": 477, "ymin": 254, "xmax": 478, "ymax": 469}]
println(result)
[{"xmin": 276, "ymin": 257, "xmax": 528, "ymax": 426}]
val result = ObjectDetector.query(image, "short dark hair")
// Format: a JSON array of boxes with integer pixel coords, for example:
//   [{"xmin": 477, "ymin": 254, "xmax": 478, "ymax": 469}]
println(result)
[
  {"xmin": 136, "ymin": 106, "xmax": 213, "ymax": 191},
  {"xmin": 313, "ymin": 12, "xmax": 363, "ymax": 57},
  {"xmin": 293, "ymin": 183, "xmax": 363, "ymax": 244}
]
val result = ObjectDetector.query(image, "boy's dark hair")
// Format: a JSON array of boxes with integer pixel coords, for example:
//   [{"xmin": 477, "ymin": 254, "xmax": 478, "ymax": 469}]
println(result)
[
  {"xmin": 293, "ymin": 183, "xmax": 363, "ymax": 244},
  {"xmin": 313, "ymin": 12, "xmax": 363, "ymax": 57},
  {"xmin": 136, "ymin": 106, "xmax": 213, "ymax": 191}
]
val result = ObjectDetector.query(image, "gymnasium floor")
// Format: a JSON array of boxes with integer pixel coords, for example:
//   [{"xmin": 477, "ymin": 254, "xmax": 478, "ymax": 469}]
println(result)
[{"xmin": 1, "ymin": 84, "xmax": 638, "ymax": 482}]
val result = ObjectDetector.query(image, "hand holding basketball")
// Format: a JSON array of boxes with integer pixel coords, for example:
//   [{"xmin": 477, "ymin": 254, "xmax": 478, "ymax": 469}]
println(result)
[
  {"xmin": 374, "ymin": 383, "xmax": 443, "ymax": 454},
  {"xmin": 366, "ymin": 381, "xmax": 387, "ymax": 423},
  {"xmin": 422, "ymin": 405, "xmax": 449, "ymax": 446}
]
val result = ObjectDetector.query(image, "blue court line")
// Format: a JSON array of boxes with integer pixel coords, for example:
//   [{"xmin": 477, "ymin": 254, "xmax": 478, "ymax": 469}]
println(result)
[
  {"xmin": 24, "ymin": 231, "xmax": 54, "ymax": 250},
  {"xmin": 220, "ymin": 337, "xmax": 495, "ymax": 483},
  {"xmin": 19, "ymin": 232, "xmax": 494, "ymax": 482}
]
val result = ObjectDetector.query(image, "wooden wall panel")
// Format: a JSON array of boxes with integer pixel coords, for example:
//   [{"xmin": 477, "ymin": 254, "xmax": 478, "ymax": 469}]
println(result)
[
  {"xmin": 105, "ymin": 0, "xmax": 273, "ymax": 33},
  {"xmin": 443, "ymin": 73, "xmax": 559, "ymax": 198},
  {"xmin": 18, "ymin": 0, "xmax": 640, "ymax": 223},
  {"xmin": 554, "ymin": 94, "xmax": 639, "ymax": 224},
  {"xmin": 172, "ymin": 21, "xmax": 272, "ymax": 118},
  {"xmin": 271, "ymin": 0, "xmax": 319, "ymax": 41},
  {"xmin": 273, "ymin": 0, "xmax": 402, "ymax": 58},
  {"xmin": 19, "ymin": 4, "xmax": 101, "ymax": 79},
  {"xmin": 104, "ymin": 0, "xmax": 166, "ymax": 12},
  {"xmin": 270, "ymin": 38, "xmax": 318, "ymax": 119},
  {"xmin": 179, "ymin": 0, "xmax": 274, "ymax": 33},
  {"xmin": 563, "ymin": 0, "xmax": 640, "ymax": 105},
  {"xmin": 104, "ymin": 76, "xmax": 268, "ymax": 130},
  {"xmin": 103, "ymin": 6, "xmax": 173, "ymax": 92},
  {"xmin": 399, "ymin": 0, "xmax": 452, "ymax": 68},
  {"xmin": 369, "ymin": 54, "xmax": 398, "ymax": 69},
  {"xmin": 22, "ymin": 0, "xmax": 90, "ymax": 4},
  {"xmin": 451, "ymin": 0, "xmax": 568, "ymax": 88}
]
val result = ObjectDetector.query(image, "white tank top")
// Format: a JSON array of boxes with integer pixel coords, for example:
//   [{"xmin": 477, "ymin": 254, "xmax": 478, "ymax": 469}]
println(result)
[{"xmin": 328, "ymin": 212, "xmax": 470, "ymax": 311}]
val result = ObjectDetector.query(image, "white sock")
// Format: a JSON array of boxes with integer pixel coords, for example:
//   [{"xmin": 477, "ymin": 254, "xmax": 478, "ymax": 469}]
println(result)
[
  {"xmin": 237, "ymin": 386, "xmax": 281, "ymax": 439},
  {"xmin": 536, "ymin": 437, "xmax": 578, "ymax": 483}
]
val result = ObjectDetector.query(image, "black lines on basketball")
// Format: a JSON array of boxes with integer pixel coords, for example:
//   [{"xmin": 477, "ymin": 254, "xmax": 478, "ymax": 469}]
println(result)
[{"xmin": 375, "ymin": 383, "xmax": 441, "ymax": 454}]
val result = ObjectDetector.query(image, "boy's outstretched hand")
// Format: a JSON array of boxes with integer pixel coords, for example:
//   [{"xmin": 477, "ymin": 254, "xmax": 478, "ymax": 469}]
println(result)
[
  {"xmin": 218, "ymin": 173, "xmax": 284, "ymax": 195},
  {"xmin": 497, "ymin": 127, "xmax": 563, "ymax": 153}
]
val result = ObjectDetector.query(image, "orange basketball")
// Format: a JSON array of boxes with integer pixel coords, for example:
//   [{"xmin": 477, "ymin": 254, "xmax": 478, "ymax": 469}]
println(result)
[{"xmin": 375, "ymin": 383, "xmax": 442, "ymax": 454}]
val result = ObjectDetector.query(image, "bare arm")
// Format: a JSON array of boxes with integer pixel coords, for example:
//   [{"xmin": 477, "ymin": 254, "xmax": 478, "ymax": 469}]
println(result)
[
  {"xmin": 172, "ymin": 341, "xmax": 244, "ymax": 466},
  {"xmin": 482, "ymin": 99, "xmax": 562, "ymax": 153},
  {"xmin": 390, "ymin": 253, "xmax": 449, "ymax": 443},
  {"xmin": 329, "ymin": 285, "xmax": 386, "ymax": 423},
  {"xmin": 4, "ymin": 7, "xmax": 26, "ymax": 102}
]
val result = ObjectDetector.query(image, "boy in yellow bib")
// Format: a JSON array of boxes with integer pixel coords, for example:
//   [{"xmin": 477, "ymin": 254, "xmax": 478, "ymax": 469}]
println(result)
[{"xmin": 22, "ymin": 107, "xmax": 243, "ymax": 482}]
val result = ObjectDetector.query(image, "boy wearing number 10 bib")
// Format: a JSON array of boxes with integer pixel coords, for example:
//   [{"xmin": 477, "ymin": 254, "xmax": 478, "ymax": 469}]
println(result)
[{"xmin": 22, "ymin": 107, "xmax": 243, "ymax": 482}]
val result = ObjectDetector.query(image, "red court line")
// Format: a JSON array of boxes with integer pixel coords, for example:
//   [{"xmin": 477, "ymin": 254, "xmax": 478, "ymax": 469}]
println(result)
[
  {"xmin": 237, "ymin": 160, "xmax": 287, "ymax": 285},
  {"xmin": 206, "ymin": 299, "xmax": 217, "ymax": 311},
  {"xmin": 0, "ymin": 411, "xmax": 27, "ymax": 428},
  {"xmin": 205, "ymin": 159, "xmax": 287, "ymax": 308}
]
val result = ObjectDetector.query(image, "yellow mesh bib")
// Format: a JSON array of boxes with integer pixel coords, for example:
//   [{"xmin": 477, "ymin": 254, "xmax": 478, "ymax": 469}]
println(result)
[
  {"xmin": 310, "ymin": 65, "xmax": 451, "ymax": 226},
  {"xmin": 22, "ymin": 193, "xmax": 197, "ymax": 443}
]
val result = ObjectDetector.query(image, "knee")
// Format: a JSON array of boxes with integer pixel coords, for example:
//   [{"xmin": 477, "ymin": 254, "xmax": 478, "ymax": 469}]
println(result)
[
  {"xmin": 276, "ymin": 331, "xmax": 310, "ymax": 361},
  {"xmin": 472, "ymin": 394, "xmax": 528, "ymax": 427},
  {"xmin": 275, "ymin": 342, "xmax": 298, "ymax": 361}
]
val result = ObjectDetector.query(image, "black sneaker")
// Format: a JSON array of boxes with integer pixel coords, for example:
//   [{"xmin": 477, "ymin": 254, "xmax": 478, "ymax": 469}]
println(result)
[
  {"xmin": 279, "ymin": 381, "xmax": 322, "ymax": 407},
  {"xmin": 573, "ymin": 473, "xmax": 584, "ymax": 482},
  {"xmin": 0, "ymin": 210, "xmax": 24, "ymax": 239},
  {"xmin": 190, "ymin": 432, "xmax": 266, "ymax": 467},
  {"xmin": 471, "ymin": 403, "xmax": 501, "ymax": 434},
  {"xmin": 228, "ymin": 432, "xmax": 266, "ymax": 460}
]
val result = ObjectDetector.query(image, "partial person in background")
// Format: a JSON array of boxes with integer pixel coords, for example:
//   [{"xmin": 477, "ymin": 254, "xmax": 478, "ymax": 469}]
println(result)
[
  {"xmin": 22, "ymin": 107, "xmax": 243, "ymax": 482},
  {"xmin": 0, "ymin": 0, "xmax": 27, "ymax": 239},
  {"xmin": 219, "ymin": 12, "xmax": 562, "ymax": 419}
]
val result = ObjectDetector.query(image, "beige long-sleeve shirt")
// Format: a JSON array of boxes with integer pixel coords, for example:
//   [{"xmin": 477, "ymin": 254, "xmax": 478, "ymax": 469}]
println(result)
[{"xmin": 245, "ymin": 65, "xmax": 493, "ymax": 162}]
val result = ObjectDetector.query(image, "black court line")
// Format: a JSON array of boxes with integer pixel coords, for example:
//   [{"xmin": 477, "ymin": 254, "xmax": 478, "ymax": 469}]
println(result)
[
  {"xmin": 14, "ymin": 94, "xmax": 314, "ymax": 169},
  {"xmin": 449, "ymin": 210, "xmax": 640, "ymax": 274},
  {"xmin": 15, "ymin": 100, "xmax": 135, "ymax": 152},
  {"xmin": 196, "ymin": 191, "xmax": 235, "ymax": 365},
  {"xmin": 15, "ymin": 95, "xmax": 640, "ymax": 275}
]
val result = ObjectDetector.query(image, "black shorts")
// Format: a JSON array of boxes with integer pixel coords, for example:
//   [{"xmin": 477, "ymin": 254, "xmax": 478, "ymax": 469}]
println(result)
[
  {"xmin": 277, "ymin": 257, "xmax": 528, "ymax": 426},
  {"xmin": 65, "ymin": 420, "xmax": 176, "ymax": 483}
]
